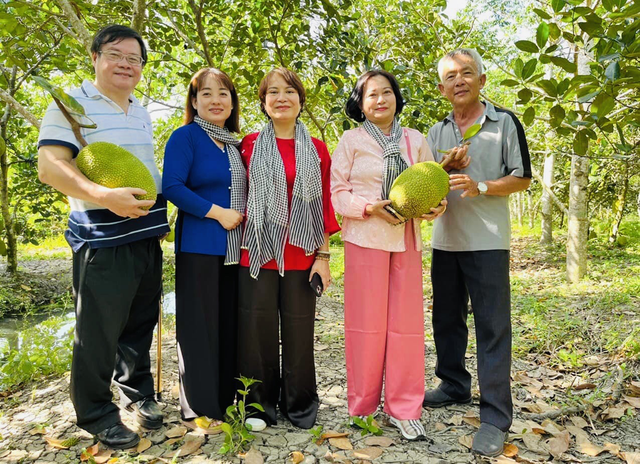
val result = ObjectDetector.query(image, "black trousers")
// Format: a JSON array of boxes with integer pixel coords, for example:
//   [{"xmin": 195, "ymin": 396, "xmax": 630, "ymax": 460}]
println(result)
[
  {"xmin": 176, "ymin": 252, "xmax": 238, "ymax": 420},
  {"xmin": 71, "ymin": 238, "xmax": 162, "ymax": 434},
  {"xmin": 431, "ymin": 249, "xmax": 513, "ymax": 431},
  {"xmin": 237, "ymin": 267, "xmax": 318, "ymax": 429}
]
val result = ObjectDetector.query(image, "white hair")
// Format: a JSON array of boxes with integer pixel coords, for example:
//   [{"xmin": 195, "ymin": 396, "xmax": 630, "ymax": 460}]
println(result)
[{"xmin": 437, "ymin": 48, "xmax": 484, "ymax": 82}]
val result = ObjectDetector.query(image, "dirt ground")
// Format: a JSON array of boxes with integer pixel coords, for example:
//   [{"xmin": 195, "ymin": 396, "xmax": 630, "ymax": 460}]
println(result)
[{"xmin": 0, "ymin": 242, "xmax": 639, "ymax": 463}]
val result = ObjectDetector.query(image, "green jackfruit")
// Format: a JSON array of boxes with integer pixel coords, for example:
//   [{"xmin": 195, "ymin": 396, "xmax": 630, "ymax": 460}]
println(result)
[
  {"xmin": 76, "ymin": 142, "xmax": 157, "ymax": 207},
  {"xmin": 388, "ymin": 161, "xmax": 449, "ymax": 218}
]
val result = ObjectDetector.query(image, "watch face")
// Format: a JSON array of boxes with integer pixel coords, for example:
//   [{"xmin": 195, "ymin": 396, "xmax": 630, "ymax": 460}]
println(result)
[{"xmin": 478, "ymin": 182, "xmax": 488, "ymax": 194}]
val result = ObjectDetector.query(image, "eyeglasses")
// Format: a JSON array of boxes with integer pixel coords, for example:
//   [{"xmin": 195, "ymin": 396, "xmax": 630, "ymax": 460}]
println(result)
[{"xmin": 98, "ymin": 50, "xmax": 145, "ymax": 66}]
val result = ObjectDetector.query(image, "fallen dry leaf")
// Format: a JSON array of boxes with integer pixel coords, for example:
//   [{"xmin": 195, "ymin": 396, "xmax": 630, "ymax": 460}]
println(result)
[
  {"xmin": 165, "ymin": 425, "xmax": 187, "ymax": 438},
  {"xmin": 167, "ymin": 436, "xmax": 204, "ymax": 458},
  {"xmin": 541, "ymin": 419, "xmax": 564, "ymax": 435},
  {"xmin": 44, "ymin": 436, "xmax": 79, "ymax": 450},
  {"xmin": 164, "ymin": 437, "xmax": 183, "ymax": 446},
  {"xmin": 623, "ymin": 396, "xmax": 640, "ymax": 409},
  {"xmin": 547, "ymin": 430, "xmax": 570, "ymax": 458},
  {"xmin": 242, "ymin": 447, "xmax": 264, "ymax": 464},
  {"xmin": 80, "ymin": 443, "xmax": 100, "ymax": 461},
  {"xmin": 492, "ymin": 457, "xmax": 518, "ymax": 463},
  {"xmin": 522, "ymin": 432, "xmax": 546, "ymax": 453},
  {"xmin": 462, "ymin": 414, "xmax": 481, "ymax": 428},
  {"xmin": 601, "ymin": 407, "xmax": 626, "ymax": 421},
  {"xmin": 578, "ymin": 439, "xmax": 604, "ymax": 457},
  {"xmin": 363, "ymin": 436, "xmax": 394, "ymax": 447},
  {"xmin": 29, "ymin": 426, "xmax": 47, "ymax": 436},
  {"xmin": 329, "ymin": 437, "xmax": 353, "ymax": 450},
  {"xmin": 629, "ymin": 381, "xmax": 640, "ymax": 396},
  {"xmin": 324, "ymin": 450, "xmax": 350, "ymax": 463},
  {"xmin": 569, "ymin": 416, "xmax": 589, "ymax": 428},
  {"xmin": 458, "ymin": 434, "xmax": 473, "ymax": 449},
  {"xmin": 502, "ymin": 443, "xmax": 518, "ymax": 457},
  {"xmin": 573, "ymin": 383, "xmax": 596, "ymax": 390},
  {"xmin": 352, "ymin": 447, "xmax": 384, "ymax": 460},
  {"xmin": 317, "ymin": 430, "xmax": 349, "ymax": 445},
  {"xmin": 622, "ymin": 451, "xmax": 640, "ymax": 464},
  {"xmin": 566, "ymin": 425, "xmax": 590, "ymax": 444},
  {"xmin": 289, "ymin": 451, "xmax": 305, "ymax": 463},
  {"xmin": 171, "ymin": 383, "xmax": 180, "ymax": 398},
  {"xmin": 435, "ymin": 422, "xmax": 447, "ymax": 431},
  {"xmin": 136, "ymin": 437, "xmax": 152, "ymax": 453},
  {"xmin": 94, "ymin": 450, "xmax": 114, "ymax": 464},
  {"xmin": 447, "ymin": 414, "xmax": 463, "ymax": 426},
  {"xmin": 182, "ymin": 419, "xmax": 222, "ymax": 435}
]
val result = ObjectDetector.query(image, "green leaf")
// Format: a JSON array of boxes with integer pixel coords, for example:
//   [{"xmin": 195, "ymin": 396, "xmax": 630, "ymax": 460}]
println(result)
[
  {"xmin": 521, "ymin": 59, "xmax": 538, "ymax": 80},
  {"xmin": 342, "ymin": 120, "xmax": 351, "ymax": 131},
  {"xmin": 219, "ymin": 443, "xmax": 230, "ymax": 454},
  {"xmin": 523, "ymin": 106, "xmax": 536, "ymax": 126},
  {"xmin": 551, "ymin": 0, "xmax": 565, "ymax": 13},
  {"xmin": 500, "ymin": 79, "xmax": 520, "ymax": 87},
  {"xmin": 548, "ymin": 23, "xmax": 562, "ymax": 41},
  {"xmin": 573, "ymin": 130, "xmax": 589, "ymax": 155},
  {"xmin": 601, "ymin": 0, "xmax": 614, "ymax": 10},
  {"xmin": 518, "ymin": 88, "xmax": 533, "ymax": 103},
  {"xmin": 248, "ymin": 403, "xmax": 265, "ymax": 412},
  {"xmin": 591, "ymin": 93, "xmax": 615, "ymax": 119},
  {"xmin": 536, "ymin": 23, "xmax": 550, "ymax": 48},
  {"xmin": 533, "ymin": 8, "xmax": 552, "ymax": 19},
  {"xmin": 605, "ymin": 61, "xmax": 620, "ymax": 81},
  {"xmin": 0, "ymin": 239, "xmax": 7, "ymax": 257},
  {"xmin": 537, "ymin": 79, "xmax": 558, "ymax": 97},
  {"xmin": 549, "ymin": 104, "xmax": 566, "ymax": 127},
  {"xmin": 33, "ymin": 76, "xmax": 85, "ymax": 116},
  {"xmin": 550, "ymin": 56, "xmax": 576, "ymax": 73},
  {"xmin": 598, "ymin": 53, "xmax": 620, "ymax": 63},
  {"xmin": 578, "ymin": 21, "xmax": 603, "ymax": 36},
  {"xmin": 462, "ymin": 123, "xmax": 482, "ymax": 140},
  {"xmin": 220, "ymin": 422, "xmax": 233, "ymax": 435},
  {"xmin": 515, "ymin": 40, "xmax": 539, "ymax": 53},
  {"xmin": 513, "ymin": 58, "xmax": 524, "ymax": 78}
]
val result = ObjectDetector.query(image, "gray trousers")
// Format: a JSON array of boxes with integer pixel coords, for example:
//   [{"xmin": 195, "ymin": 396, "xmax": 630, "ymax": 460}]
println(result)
[
  {"xmin": 71, "ymin": 238, "xmax": 162, "ymax": 434},
  {"xmin": 431, "ymin": 249, "xmax": 513, "ymax": 431}
]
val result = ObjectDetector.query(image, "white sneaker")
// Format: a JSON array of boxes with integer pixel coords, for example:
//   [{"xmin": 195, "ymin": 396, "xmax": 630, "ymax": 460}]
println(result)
[
  {"xmin": 245, "ymin": 417, "xmax": 267, "ymax": 432},
  {"xmin": 389, "ymin": 416, "xmax": 425, "ymax": 440}
]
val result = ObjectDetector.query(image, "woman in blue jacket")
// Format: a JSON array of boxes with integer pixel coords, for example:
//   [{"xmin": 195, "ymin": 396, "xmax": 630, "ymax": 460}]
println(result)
[{"xmin": 162, "ymin": 68, "xmax": 246, "ymax": 423}]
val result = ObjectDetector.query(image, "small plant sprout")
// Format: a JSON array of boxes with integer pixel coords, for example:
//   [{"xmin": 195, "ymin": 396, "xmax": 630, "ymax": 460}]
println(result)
[{"xmin": 219, "ymin": 376, "xmax": 264, "ymax": 455}]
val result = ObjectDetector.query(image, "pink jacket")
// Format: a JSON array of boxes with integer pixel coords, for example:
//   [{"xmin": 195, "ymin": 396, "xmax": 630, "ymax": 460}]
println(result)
[{"xmin": 331, "ymin": 126, "xmax": 434, "ymax": 252}]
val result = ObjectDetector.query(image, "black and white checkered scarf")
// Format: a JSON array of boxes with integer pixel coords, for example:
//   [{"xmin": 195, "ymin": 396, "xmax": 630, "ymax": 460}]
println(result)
[
  {"xmin": 363, "ymin": 118, "xmax": 407, "ymax": 199},
  {"xmin": 243, "ymin": 120, "xmax": 324, "ymax": 279},
  {"xmin": 194, "ymin": 116, "xmax": 247, "ymax": 265}
]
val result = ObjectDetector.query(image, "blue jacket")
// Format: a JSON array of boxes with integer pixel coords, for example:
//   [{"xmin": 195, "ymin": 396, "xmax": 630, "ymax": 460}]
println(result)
[{"xmin": 163, "ymin": 122, "xmax": 232, "ymax": 256}]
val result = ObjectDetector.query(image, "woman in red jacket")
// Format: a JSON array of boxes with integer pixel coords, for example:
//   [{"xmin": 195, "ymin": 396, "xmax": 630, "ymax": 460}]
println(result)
[{"xmin": 237, "ymin": 67, "xmax": 340, "ymax": 430}]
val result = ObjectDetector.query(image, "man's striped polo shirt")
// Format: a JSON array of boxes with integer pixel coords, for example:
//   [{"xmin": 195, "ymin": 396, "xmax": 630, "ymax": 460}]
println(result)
[{"xmin": 38, "ymin": 80, "xmax": 169, "ymax": 251}]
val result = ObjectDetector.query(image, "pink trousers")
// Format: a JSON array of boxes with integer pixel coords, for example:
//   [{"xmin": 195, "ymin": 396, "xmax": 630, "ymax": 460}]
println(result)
[{"xmin": 343, "ymin": 224, "xmax": 425, "ymax": 420}]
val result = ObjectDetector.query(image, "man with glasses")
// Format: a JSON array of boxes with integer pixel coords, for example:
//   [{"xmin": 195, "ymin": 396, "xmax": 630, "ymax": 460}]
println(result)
[{"xmin": 38, "ymin": 25, "xmax": 169, "ymax": 449}]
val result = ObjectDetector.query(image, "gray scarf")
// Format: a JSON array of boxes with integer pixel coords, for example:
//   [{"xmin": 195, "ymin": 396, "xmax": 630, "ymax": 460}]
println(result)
[
  {"xmin": 363, "ymin": 118, "xmax": 407, "ymax": 199},
  {"xmin": 243, "ymin": 121, "xmax": 324, "ymax": 278}
]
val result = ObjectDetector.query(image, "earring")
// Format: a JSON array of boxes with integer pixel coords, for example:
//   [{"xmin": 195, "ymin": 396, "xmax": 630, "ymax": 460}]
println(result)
[{"xmin": 361, "ymin": 112, "xmax": 364, "ymax": 119}]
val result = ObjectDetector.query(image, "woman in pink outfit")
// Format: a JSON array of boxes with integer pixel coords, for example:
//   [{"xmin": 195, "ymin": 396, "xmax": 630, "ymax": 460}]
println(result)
[{"xmin": 331, "ymin": 70, "xmax": 448, "ymax": 441}]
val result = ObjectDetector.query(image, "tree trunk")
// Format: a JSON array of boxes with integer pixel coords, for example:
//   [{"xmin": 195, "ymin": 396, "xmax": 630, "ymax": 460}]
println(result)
[
  {"xmin": 1, "ymin": 109, "xmax": 18, "ymax": 275},
  {"xmin": 609, "ymin": 163, "xmax": 628, "ymax": 243},
  {"xmin": 517, "ymin": 192, "xmax": 524, "ymax": 226},
  {"xmin": 566, "ymin": 45, "xmax": 591, "ymax": 283},
  {"xmin": 540, "ymin": 153, "xmax": 555, "ymax": 244},
  {"xmin": 527, "ymin": 190, "xmax": 534, "ymax": 228}
]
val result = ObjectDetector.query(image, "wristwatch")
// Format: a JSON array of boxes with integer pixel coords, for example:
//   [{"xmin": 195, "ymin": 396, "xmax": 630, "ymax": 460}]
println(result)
[{"xmin": 477, "ymin": 181, "xmax": 488, "ymax": 195}]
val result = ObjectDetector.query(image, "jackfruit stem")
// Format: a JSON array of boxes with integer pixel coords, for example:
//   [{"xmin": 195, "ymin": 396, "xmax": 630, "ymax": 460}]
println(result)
[
  {"xmin": 52, "ymin": 97, "xmax": 88, "ymax": 147},
  {"xmin": 439, "ymin": 140, "xmax": 471, "ymax": 169}
]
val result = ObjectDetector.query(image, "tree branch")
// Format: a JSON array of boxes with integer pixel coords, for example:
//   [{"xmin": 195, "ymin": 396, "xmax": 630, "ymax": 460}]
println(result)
[
  {"xmin": 55, "ymin": 0, "xmax": 92, "ymax": 55},
  {"xmin": 531, "ymin": 166, "xmax": 569, "ymax": 216},
  {"xmin": 187, "ymin": 0, "xmax": 213, "ymax": 67},
  {"xmin": 0, "ymin": 88, "xmax": 41, "ymax": 128},
  {"xmin": 131, "ymin": 0, "xmax": 146, "ymax": 33}
]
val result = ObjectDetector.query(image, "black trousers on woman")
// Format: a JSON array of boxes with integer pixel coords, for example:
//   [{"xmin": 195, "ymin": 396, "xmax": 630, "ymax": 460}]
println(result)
[
  {"xmin": 237, "ymin": 267, "xmax": 318, "ymax": 429},
  {"xmin": 176, "ymin": 252, "xmax": 238, "ymax": 420}
]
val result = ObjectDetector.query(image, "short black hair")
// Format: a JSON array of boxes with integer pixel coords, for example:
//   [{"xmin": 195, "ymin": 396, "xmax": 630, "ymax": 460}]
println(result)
[
  {"xmin": 345, "ymin": 70, "xmax": 405, "ymax": 122},
  {"xmin": 91, "ymin": 25, "xmax": 147, "ymax": 65}
]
